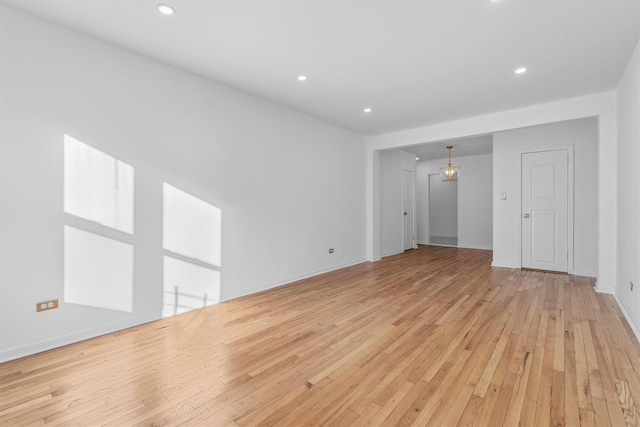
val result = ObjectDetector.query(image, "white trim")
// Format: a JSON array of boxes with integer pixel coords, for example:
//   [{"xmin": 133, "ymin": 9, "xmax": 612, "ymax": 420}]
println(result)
[
  {"xmin": 614, "ymin": 292, "xmax": 640, "ymax": 344},
  {"xmin": 491, "ymin": 261, "xmax": 519, "ymax": 268},
  {"xmin": 369, "ymin": 92, "xmax": 614, "ymax": 151},
  {"xmin": 0, "ymin": 313, "xmax": 157, "ymax": 363},
  {"xmin": 221, "ymin": 258, "xmax": 368, "ymax": 301},
  {"xmin": 595, "ymin": 285, "xmax": 616, "ymax": 294},
  {"xmin": 457, "ymin": 243, "xmax": 493, "ymax": 251},
  {"xmin": 571, "ymin": 270, "xmax": 598, "ymax": 279},
  {"xmin": 380, "ymin": 249, "xmax": 405, "ymax": 258},
  {"xmin": 429, "ymin": 233, "xmax": 458, "ymax": 238},
  {"xmin": 518, "ymin": 145, "xmax": 575, "ymax": 273},
  {"xmin": 366, "ymin": 148, "xmax": 380, "ymax": 261},
  {"xmin": 402, "ymin": 168, "xmax": 417, "ymax": 251},
  {"xmin": 419, "ymin": 241, "xmax": 493, "ymax": 251},
  {"xmin": 594, "ymin": 281, "xmax": 616, "ymax": 294}
]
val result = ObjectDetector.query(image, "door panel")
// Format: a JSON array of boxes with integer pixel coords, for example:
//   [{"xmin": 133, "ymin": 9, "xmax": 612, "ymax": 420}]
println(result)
[
  {"xmin": 531, "ymin": 210, "xmax": 556, "ymax": 264},
  {"xmin": 403, "ymin": 170, "xmax": 415, "ymax": 250},
  {"xmin": 522, "ymin": 150, "xmax": 568, "ymax": 272}
]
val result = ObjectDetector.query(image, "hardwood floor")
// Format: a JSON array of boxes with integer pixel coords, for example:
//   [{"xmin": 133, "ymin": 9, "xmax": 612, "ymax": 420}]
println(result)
[{"xmin": 2, "ymin": 245, "xmax": 640, "ymax": 426}]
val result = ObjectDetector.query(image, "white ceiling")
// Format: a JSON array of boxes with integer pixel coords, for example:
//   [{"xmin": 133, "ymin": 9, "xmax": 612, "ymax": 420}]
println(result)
[
  {"xmin": 403, "ymin": 135, "xmax": 493, "ymax": 161},
  {"xmin": 1, "ymin": 0, "xmax": 638, "ymax": 137}
]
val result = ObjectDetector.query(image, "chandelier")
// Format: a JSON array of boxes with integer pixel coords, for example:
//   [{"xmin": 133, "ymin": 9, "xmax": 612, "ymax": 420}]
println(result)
[{"xmin": 440, "ymin": 145, "xmax": 460, "ymax": 181}]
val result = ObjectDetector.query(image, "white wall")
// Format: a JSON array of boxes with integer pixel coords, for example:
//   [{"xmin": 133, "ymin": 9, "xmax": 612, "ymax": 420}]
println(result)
[
  {"xmin": 379, "ymin": 149, "xmax": 415, "ymax": 256},
  {"xmin": 492, "ymin": 118, "xmax": 598, "ymax": 276},
  {"xmin": 457, "ymin": 154, "xmax": 493, "ymax": 249},
  {"xmin": 615, "ymin": 39, "xmax": 640, "ymax": 339},
  {"xmin": 416, "ymin": 154, "xmax": 493, "ymax": 249},
  {"xmin": 367, "ymin": 92, "xmax": 617, "ymax": 290},
  {"xmin": 0, "ymin": 6, "xmax": 367, "ymax": 361}
]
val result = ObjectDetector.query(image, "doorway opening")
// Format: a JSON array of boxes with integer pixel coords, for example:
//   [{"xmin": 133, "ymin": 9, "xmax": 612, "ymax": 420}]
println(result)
[{"xmin": 428, "ymin": 173, "xmax": 458, "ymax": 246}]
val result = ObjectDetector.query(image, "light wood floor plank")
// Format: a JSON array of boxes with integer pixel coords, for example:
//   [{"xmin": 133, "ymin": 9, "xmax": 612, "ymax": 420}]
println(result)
[{"xmin": 1, "ymin": 245, "xmax": 639, "ymax": 426}]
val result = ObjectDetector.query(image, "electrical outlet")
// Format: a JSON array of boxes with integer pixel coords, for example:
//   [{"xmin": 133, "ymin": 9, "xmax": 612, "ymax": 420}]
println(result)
[
  {"xmin": 631, "ymin": 281, "xmax": 634, "ymax": 291},
  {"xmin": 329, "ymin": 248, "xmax": 334, "ymax": 254},
  {"xmin": 36, "ymin": 299, "xmax": 59, "ymax": 312}
]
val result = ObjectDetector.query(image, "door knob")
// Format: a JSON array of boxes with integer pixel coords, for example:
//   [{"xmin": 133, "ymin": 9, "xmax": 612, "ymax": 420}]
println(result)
[
  {"xmin": 404, "ymin": 212, "xmax": 408, "ymax": 216},
  {"xmin": 523, "ymin": 213, "xmax": 530, "ymax": 218}
]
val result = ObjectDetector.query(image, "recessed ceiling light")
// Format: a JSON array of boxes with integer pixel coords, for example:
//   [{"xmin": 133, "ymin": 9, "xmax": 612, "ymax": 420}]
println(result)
[
  {"xmin": 416, "ymin": 157, "xmax": 420, "ymax": 160},
  {"xmin": 157, "ymin": 4, "xmax": 175, "ymax": 15},
  {"xmin": 297, "ymin": 75, "xmax": 308, "ymax": 81},
  {"xmin": 364, "ymin": 108, "xmax": 372, "ymax": 113},
  {"xmin": 515, "ymin": 67, "xmax": 528, "ymax": 74}
]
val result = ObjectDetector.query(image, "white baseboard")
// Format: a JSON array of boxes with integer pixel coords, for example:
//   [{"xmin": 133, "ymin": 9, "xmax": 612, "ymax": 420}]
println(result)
[
  {"xmin": 614, "ymin": 292, "xmax": 640, "ymax": 344},
  {"xmin": 491, "ymin": 261, "xmax": 519, "ymax": 269},
  {"xmin": 221, "ymin": 258, "xmax": 368, "ymax": 302},
  {"xmin": 457, "ymin": 243, "xmax": 493, "ymax": 251},
  {"xmin": 0, "ymin": 313, "xmax": 157, "ymax": 364},
  {"xmin": 380, "ymin": 249, "xmax": 404, "ymax": 258},
  {"xmin": 594, "ymin": 283, "xmax": 616, "ymax": 294},
  {"xmin": 417, "ymin": 240, "xmax": 492, "ymax": 251},
  {"xmin": 569, "ymin": 270, "xmax": 609, "ymax": 280},
  {"xmin": 594, "ymin": 279, "xmax": 616, "ymax": 294}
]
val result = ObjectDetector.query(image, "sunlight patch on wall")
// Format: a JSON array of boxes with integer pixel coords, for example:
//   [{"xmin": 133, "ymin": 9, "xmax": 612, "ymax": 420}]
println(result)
[
  {"xmin": 64, "ymin": 226, "xmax": 134, "ymax": 312},
  {"xmin": 64, "ymin": 134, "xmax": 134, "ymax": 234},
  {"xmin": 162, "ymin": 256, "xmax": 221, "ymax": 317},
  {"xmin": 162, "ymin": 183, "xmax": 222, "ymax": 266},
  {"xmin": 162, "ymin": 183, "xmax": 222, "ymax": 317},
  {"xmin": 63, "ymin": 134, "xmax": 135, "ymax": 313}
]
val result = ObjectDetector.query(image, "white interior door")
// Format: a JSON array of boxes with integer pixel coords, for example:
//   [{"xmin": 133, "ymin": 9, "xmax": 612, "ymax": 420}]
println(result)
[
  {"xmin": 521, "ymin": 150, "xmax": 568, "ymax": 272},
  {"xmin": 403, "ymin": 170, "xmax": 415, "ymax": 250}
]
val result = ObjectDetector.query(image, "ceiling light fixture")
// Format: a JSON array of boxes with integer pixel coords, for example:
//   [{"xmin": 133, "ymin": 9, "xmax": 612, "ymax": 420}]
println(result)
[
  {"xmin": 297, "ymin": 75, "xmax": 308, "ymax": 81},
  {"xmin": 515, "ymin": 67, "xmax": 528, "ymax": 74},
  {"xmin": 363, "ymin": 108, "xmax": 372, "ymax": 113},
  {"xmin": 440, "ymin": 146, "xmax": 460, "ymax": 181},
  {"xmin": 157, "ymin": 4, "xmax": 175, "ymax": 15}
]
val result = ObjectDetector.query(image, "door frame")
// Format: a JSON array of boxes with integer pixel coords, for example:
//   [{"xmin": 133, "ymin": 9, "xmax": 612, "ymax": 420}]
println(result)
[
  {"xmin": 402, "ymin": 169, "xmax": 417, "ymax": 251},
  {"xmin": 517, "ymin": 145, "xmax": 575, "ymax": 273}
]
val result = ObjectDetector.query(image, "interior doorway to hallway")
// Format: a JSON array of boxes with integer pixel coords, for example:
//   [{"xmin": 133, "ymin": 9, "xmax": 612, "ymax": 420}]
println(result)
[{"xmin": 428, "ymin": 173, "xmax": 458, "ymax": 246}]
